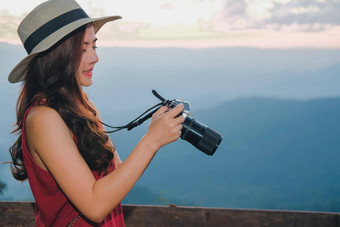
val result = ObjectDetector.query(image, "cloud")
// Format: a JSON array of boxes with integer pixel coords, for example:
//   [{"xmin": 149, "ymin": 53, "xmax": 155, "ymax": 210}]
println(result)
[
  {"xmin": 0, "ymin": 0, "xmax": 339, "ymax": 48},
  {"xmin": 116, "ymin": 23, "xmax": 149, "ymax": 34},
  {"xmin": 265, "ymin": 0, "xmax": 340, "ymax": 28},
  {"xmin": 207, "ymin": 0, "xmax": 340, "ymax": 32}
]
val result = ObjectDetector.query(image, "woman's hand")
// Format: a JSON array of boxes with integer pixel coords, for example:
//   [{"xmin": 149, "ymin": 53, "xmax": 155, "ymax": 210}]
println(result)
[{"xmin": 145, "ymin": 104, "xmax": 185, "ymax": 150}]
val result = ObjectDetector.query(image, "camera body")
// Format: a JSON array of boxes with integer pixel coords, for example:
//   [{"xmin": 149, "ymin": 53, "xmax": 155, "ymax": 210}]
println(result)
[
  {"xmin": 167, "ymin": 98, "xmax": 191, "ymax": 117},
  {"xmin": 168, "ymin": 99, "xmax": 223, "ymax": 156}
]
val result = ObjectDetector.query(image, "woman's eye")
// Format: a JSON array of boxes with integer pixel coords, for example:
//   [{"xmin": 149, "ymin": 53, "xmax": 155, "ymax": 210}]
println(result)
[{"xmin": 93, "ymin": 46, "xmax": 98, "ymax": 50}]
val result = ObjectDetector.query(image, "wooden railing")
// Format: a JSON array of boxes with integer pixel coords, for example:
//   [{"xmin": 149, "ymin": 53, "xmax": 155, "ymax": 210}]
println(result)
[{"xmin": 0, "ymin": 202, "xmax": 339, "ymax": 226}]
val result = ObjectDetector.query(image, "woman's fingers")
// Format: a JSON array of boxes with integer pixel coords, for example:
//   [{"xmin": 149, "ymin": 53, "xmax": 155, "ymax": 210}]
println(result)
[
  {"xmin": 175, "ymin": 114, "xmax": 185, "ymax": 124},
  {"xmin": 146, "ymin": 103, "xmax": 186, "ymax": 149},
  {"xmin": 166, "ymin": 104, "xmax": 184, "ymax": 118},
  {"xmin": 153, "ymin": 104, "xmax": 184, "ymax": 120},
  {"xmin": 152, "ymin": 105, "xmax": 169, "ymax": 118}
]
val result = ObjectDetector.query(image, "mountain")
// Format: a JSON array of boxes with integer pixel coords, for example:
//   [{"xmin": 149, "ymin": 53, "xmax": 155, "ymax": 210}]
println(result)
[{"xmin": 120, "ymin": 97, "xmax": 340, "ymax": 212}]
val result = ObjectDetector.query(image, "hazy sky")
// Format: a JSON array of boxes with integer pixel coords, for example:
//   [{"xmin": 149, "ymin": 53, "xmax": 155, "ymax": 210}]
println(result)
[{"xmin": 1, "ymin": 0, "xmax": 339, "ymax": 48}]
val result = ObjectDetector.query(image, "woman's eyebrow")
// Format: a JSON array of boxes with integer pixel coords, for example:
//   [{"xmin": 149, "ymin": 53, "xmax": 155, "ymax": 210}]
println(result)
[{"xmin": 84, "ymin": 38, "xmax": 98, "ymax": 45}]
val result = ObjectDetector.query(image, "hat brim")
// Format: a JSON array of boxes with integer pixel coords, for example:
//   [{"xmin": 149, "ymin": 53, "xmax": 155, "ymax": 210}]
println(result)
[{"xmin": 8, "ymin": 15, "xmax": 121, "ymax": 83}]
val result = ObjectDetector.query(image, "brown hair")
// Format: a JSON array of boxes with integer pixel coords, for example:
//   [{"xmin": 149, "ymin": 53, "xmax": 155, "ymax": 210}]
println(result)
[{"xmin": 9, "ymin": 25, "xmax": 114, "ymax": 181}]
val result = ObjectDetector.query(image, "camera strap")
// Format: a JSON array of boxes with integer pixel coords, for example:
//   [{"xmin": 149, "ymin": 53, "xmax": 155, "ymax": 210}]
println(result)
[
  {"xmin": 101, "ymin": 90, "xmax": 171, "ymax": 133},
  {"xmin": 100, "ymin": 102, "xmax": 163, "ymax": 133}
]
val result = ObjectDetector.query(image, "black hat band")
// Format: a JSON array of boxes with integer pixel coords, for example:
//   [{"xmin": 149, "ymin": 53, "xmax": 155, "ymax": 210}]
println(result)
[{"xmin": 24, "ymin": 8, "xmax": 89, "ymax": 54}]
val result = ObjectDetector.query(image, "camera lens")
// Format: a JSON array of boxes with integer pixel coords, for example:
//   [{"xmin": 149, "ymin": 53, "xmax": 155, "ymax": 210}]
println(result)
[{"xmin": 181, "ymin": 116, "xmax": 223, "ymax": 156}]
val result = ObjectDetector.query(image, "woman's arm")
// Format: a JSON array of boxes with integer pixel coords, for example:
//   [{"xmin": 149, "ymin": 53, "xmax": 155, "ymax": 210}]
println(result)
[{"xmin": 26, "ymin": 104, "xmax": 184, "ymax": 223}]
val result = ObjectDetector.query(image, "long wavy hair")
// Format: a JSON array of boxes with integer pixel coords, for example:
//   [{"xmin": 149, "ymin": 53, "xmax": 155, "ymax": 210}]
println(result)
[{"xmin": 9, "ymin": 25, "xmax": 114, "ymax": 181}]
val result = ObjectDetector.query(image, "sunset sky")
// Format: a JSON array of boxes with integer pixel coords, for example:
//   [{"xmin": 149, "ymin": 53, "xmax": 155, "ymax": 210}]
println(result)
[{"xmin": 0, "ymin": 0, "xmax": 339, "ymax": 48}]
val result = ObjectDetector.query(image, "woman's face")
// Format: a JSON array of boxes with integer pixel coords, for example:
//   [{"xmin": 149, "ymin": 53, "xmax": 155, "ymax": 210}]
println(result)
[{"xmin": 76, "ymin": 24, "xmax": 99, "ymax": 87}]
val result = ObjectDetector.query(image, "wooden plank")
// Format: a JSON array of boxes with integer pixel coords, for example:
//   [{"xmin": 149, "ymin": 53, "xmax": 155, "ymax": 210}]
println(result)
[
  {"xmin": 0, "ymin": 202, "xmax": 35, "ymax": 227},
  {"xmin": 0, "ymin": 202, "xmax": 339, "ymax": 227},
  {"xmin": 122, "ymin": 205, "xmax": 340, "ymax": 227}
]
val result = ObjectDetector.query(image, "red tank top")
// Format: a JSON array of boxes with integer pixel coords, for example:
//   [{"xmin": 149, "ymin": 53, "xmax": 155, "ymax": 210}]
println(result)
[{"xmin": 22, "ymin": 106, "xmax": 125, "ymax": 226}]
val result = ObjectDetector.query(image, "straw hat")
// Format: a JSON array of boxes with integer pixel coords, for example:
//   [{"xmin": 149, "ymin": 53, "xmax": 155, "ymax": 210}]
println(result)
[{"xmin": 8, "ymin": 0, "xmax": 121, "ymax": 83}]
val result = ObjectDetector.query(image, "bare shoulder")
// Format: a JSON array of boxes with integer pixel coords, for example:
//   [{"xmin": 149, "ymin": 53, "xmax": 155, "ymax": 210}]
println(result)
[
  {"xmin": 27, "ymin": 105, "xmax": 59, "ymax": 120},
  {"xmin": 26, "ymin": 106, "xmax": 63, "ymax": 126},
  {"xmin": 25, "ymin": 106, "xmax": 74, "ymax": 170},
  {"xmin": 26, "ymin": 106, "xmax": 71, "ymax": 136}
]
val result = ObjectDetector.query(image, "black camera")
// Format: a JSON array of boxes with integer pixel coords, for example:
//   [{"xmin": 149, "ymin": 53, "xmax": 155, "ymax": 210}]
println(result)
[
  {"xmin": 167, "ymin": 98, "xmax": 223, "ymax": 156},
  {"xmin": 103, "ymin": 90, "xmax": 223, "ymax": 156}
]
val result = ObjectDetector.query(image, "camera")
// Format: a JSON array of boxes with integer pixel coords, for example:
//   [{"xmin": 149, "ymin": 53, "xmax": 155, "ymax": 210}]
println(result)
[
  {"xmin": 103, "ymin": 90, "xmax": 223, "ymax": 156},
  {"xmin": 167, "ymin": 98, "xmax": 223, "ymax": 156}
]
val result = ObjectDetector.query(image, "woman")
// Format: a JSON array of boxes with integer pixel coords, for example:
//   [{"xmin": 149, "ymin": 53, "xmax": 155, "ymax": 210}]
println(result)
[{"xmin": 8, "ymin": 0, "xmax": 184, "ymax": 226}]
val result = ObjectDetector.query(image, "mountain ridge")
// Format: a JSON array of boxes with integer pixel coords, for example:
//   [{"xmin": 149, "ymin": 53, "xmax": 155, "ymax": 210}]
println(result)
[{"xmin": 122, "ymin": 96, "xmax": 340, "ymax": 212}]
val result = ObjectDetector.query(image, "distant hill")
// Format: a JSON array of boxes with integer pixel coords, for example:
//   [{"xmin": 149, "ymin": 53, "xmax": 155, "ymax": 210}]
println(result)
[{"xmin": 122, "ymin": 97, "xmax": 340, "ymax": 212}]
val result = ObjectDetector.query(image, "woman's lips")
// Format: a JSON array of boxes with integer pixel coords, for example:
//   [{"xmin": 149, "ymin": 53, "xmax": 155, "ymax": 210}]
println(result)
[{"xmin": 83, "ymin": 68, "xmax": 93, "ymax": 77}]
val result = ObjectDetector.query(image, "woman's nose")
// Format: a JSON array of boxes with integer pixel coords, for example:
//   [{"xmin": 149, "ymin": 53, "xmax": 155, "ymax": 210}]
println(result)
[{"xmin": 89, "ymin": 52, "xmax": 99, "ymax": 64}]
